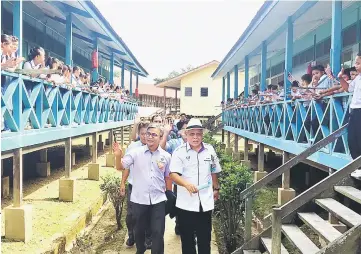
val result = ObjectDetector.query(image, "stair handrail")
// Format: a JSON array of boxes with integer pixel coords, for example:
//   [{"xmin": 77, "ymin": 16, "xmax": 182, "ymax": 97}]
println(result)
[
  {"xmin": 203, "ymin": 104, "xmax": 238, "ymax": 128},
  {"xmin": 239, "ymin": 123, "xmax": 349, "ymax": 201}
]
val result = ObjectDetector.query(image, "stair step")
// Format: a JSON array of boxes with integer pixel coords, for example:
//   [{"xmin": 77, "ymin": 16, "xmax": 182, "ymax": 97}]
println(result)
[
  {"xmin": 261, "ymin": 237, "xmax": 289, "ymax": 254},
  {"xmin": 282, "ymin": 224, "xmax": 319, "ymax": 254},
  {"xmin": 315, "ymin": 198, "xmax": 361, "ymax": 227},
  {"xmin": 334, "ymin": 186, "xmax": 361, "ymax": 205},
  {"xmin": 298, "ymin": 212, "xmax": 342, "ymax": 243},
  {"xmin": 243, "ymin": 251, "xmax": 262, "ymax": 254}
]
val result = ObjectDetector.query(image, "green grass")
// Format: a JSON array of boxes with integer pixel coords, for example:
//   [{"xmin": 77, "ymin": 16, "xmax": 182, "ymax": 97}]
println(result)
[{"xmin": 253, "ymin": 187, "xmax": 278, "ymax": 219}]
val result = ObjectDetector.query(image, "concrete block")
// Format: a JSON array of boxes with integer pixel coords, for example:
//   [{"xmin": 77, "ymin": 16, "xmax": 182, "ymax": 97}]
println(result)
[
  {"xmin": 225, "ymin": 148, "xmax": 233, "ymax": 155},
  {"xmin": 233, "ymin": 152, "xmax": 241, "ymax": 161},
  {"xmin": 2, "ymin": 176, "xmax": 10, "ymax": 197},
  {"xmin": 36, "ymin": 162, "xmax": 50, "ymax": 177},
  {"xmin": 5, "ymin": 204, "xmax": 32, "ymax": 242},
  {"xmin": 277, "ymin": 188, "xmax": 296, "ymax": 206},
  {"xmin": 97, "ymin": 142, "xmax": 104, "ymax": 151},
  {"xmin": 241, "ymin": 160, "xmax": 251, "ymax": 169},
  {"xmin": 105, "ymin": 154, "xmax": 115, "ymax": 167},
  {"xmin": 105, "ymin": 138, "xmax": 110, "ymax": 146},
  {"xmin": 72, "ymin": 153, "xmax": 76, "ymax": 166},
  {"xmin": 59, "ymin": 178, "xmax": 75, "ymax": 202},
  {"xmin": 254, "ymin": 171, "xmax": 268, "ymax": 183},
  {"xmin": 88, "ymin": 163, "xmax": 100, "ymax": 181}
]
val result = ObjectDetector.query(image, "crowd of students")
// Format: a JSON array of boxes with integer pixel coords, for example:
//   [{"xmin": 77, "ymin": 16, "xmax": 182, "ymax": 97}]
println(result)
[
  {"xmin": 1, "ymin": 33, "xmax": 132, "ymax": 132},
  {"xmin": 113, "ymin": 113, "xmax": 220, "ymax": 254}
]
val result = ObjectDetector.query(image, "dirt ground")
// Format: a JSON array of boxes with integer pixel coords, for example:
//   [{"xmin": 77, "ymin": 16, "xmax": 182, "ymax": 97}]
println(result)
[{"xmin": 70, "ymin": 204, "xmax": 219, "ymax": 254}]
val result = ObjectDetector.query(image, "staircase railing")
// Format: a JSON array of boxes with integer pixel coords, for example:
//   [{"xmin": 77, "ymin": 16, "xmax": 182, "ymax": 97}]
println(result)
[
  {"xmin": 203, "ymin": 104, "xmax": 238, "ymax": 129},
  {"xmin": 240, "ymin": 124, "xmax": 348, "ymax": 242}
]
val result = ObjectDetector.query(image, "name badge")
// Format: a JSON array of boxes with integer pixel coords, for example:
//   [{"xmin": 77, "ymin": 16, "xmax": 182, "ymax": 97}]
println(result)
[{"xmin": 204, "ymin": 157, "xmax": 211, "ymax": 162}]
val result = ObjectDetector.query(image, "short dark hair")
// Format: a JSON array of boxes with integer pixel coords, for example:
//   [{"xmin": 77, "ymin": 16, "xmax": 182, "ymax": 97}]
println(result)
[
  {"xmin": 343, "ymin": 68, "xmax": 351, "ymax": 80},
  {"xmin": 301, "ymin": 74, "xmax": 312, "ymax": 84},
  {"xmin": 180, "ymin": 113, "xmax": 186, "ymax": 116},
  {"xmin": 311, "ymin": 65, "xmax": 325, "ymax": 72},
  {"xmin": 291, "ymin": 81, "xmax": 299, "ymax": 87},
  {"xmin": 350, "ymin": 67, "xmax": 357, "ymax": 72},
  {"xmin": 357, "ymin": 52, "xmax": 361, "ymax": 57},
  {"xmin": 278, "ymin": 81, "xmax": 284, "ymax": 87},
  {"xmin": 137, "ymin": 121, "xmax": 149, "ymax": 133}
]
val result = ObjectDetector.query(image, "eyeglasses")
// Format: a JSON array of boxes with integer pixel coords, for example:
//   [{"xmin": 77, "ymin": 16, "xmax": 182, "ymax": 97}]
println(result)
[
  {"xmin": 146, "ymin": 132, "xmax": 159, "ymax": 138},
  {"xmin": 188, "ymin": 132, "xmax": 203, "ymax": 138}
]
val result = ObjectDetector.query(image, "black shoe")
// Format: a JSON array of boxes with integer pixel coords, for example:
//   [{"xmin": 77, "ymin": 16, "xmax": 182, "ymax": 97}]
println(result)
[
  {"xmin": 175, "ymin": 225, "xmax": 180, "ymax": 235},
  {"xmin": 126, "ymin": 237, "xmax": 135, "ymax": 247}
]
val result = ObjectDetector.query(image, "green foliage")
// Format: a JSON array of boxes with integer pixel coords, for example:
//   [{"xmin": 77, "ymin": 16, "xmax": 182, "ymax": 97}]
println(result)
[
  {"xmin": 204, "ymin": 133, "xmax": 252, "ymax": 253},
  {"xmin": 100, "ymin": 174, "xmax": 125, "ymax": 230},
  {"xmin": 253, "ymin": 187, "xmax": 278, "ymax": 219}
]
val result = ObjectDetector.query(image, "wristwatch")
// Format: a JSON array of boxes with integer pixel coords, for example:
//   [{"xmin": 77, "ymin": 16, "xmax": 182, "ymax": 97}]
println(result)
[{"xmin": 213, "ymin": 187, "xmax": 220, "ymax": 191}]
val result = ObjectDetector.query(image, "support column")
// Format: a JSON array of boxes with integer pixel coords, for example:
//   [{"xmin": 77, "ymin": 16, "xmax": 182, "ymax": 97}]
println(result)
[
  {"xmin": 121, "ymin": 60, "xmax": 125, "ymax": 89},
  {"xmin": 59, "ymin": 138, "xmax": 75, "ymax": 202},
  {"xmin": 163, "ymin": 87, "xmax": 166, "ymax": 112},
  {"xmin": 331, "ymin": 0, "xmax": 342, "ymax": 75},
  {"xmin": 226, "ymin": 131, "xmax": 232, "ymax": 155},
  {"xmin": 109, "ymin": 52, "xmax": 114, "ymax": 84},
  {"xmin": 36, "ymin": 149, "xmax": 50, "ymax": 177},
  {"xmin": 65, "ymin": 13, "xmax": 73, "ymax": 65},
  {"xmin": 260, "ymin": 41, "xmax": 267, "ymax": 92},
  {"xmin": 226, "ymin": 72, "xmax": 231, "ymax": 99},
  {"xmin": 254, "ymin": 143, "xmax": 267, "ymax": 182},
  {"xmin": 221, "ymin": 129, "xmax": 225, "ymax": 143},
  {"xmin": 2, "ymin": 160, "xmax": 10, "ymax": 198},
  {"xmin": 175, "ymin": 90, "xmax": 178, "ymax": 112},
  {"xmin": 244, "ymin": 55, "xmax": 249, "ymax": 98},
  {"xmin": 5, "ymin": 148, "xmax": 32, "ymax": 242},
  {"xmin": 129, "ymin": 70, "xmax": 133, "ymax": 96},
  {"xmin": 241, "ymin": 137, "xmax": 251, "ymax": 168},
  {"xmin": 89, "ymin": 132, "xmax": 100, "ymax": 181},
  {"xmin": 84, "ymin": 137, "xmax": 92, "ymax": 156},
  {"xmin": 91, "ymin": 38, "xmax": 98, "ymax": 82},
  {"xmin": 97, "ymin": 134, "xmax": 104, "ymax": 151},
  {"xmin": 284, "ymin": 16, "xmax": 293, "ymax": 100},
  {"xmin": 13, "ymin": 0, "xmax": 23, "ymax": 62},
  {"xmin": 234, "ymin": 65, "xmax": 238, "ymax": 99},
  {"xmin": 106, "ymin": 129, "xmax": 115, "ymax": 167},
  {"xmin": 278, "ymin": 152, "xmax": 295, "ymax": 205},
  {"xmin": 233, "ymin": 134, "xmax": 241, "ymax": 160}
]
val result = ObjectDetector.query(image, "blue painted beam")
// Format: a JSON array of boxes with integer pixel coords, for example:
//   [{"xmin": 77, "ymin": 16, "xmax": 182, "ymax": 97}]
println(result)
[
  {"xmin": 109, "ymin": 52, "xmax": 114, "ymax": 84},
  {"xmin": 74, "ymin": 33, "xmax": 93, "ymax": 44},
  {"xmin": 65, "ymin": 13, "xmax": 73, "ymax": 66},
  {"xmin": 129, "ymin": 70, "xmax": 133, "ymax": 95},
  {"xmin": 234, "ymin": 65, "xmax": 238, "ymax": 99},
  {"xmin": 284, "ymin": 16, "xmax": 293, "ymax": 100},
  {"xmin": 62, "ymin": 2, "xmax": 92, "ymax": 18},
  {"xmin": 121, "ymin": 60, "xmax": 125, "ymax": 89},
  {"xmin": 13, "ymin": 0, "xmax": 23, "ymax": 59},
  {"xmin": 260, "ymin": 41, "xmax": 267, "ymax": 91},
  {"xmin": 109, "ymin": 47, "xmax": 126, "ymax": 56},
  {"xmin": 45, "ymin": 14, "xmax": 80, "ymax": 30},
  {"xmin": 92, "ymin": 31, "xmax": 112, "ymax": 42},
  {"xmin": 331, "ymin": 0, "xmax": 342, "ymax": 75},
  {"xmin": 92, "ymin": 38, "xmax": 99, "ymax": 82},
  {"xmin": 244, "ymin": 55, "xmax": 249, "ymax": 98},
  {"xmin": 226, "ymin": 72, "xmax": 231, "ymax": 99},
  {"xmin": 136, "ymin": 73, "xmax": 139, "ymax": 89}
]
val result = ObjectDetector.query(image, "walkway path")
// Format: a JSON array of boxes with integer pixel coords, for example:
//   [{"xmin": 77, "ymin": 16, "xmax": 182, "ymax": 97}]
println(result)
[{"xmin": 119, "ymin": 216, "xmax": 219, "ymax": 254}]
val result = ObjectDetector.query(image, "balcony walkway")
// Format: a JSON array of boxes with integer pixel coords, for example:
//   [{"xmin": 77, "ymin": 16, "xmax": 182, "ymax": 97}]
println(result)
[{"xmin": 223, "ymin": 94, "xmax": 352, "ymax": 170}]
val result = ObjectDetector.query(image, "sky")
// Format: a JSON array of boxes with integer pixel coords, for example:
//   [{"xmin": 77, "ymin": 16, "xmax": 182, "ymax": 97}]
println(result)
[{"xmin": 93, "ymin": 0, "xmax": 264, "ymax": 83}]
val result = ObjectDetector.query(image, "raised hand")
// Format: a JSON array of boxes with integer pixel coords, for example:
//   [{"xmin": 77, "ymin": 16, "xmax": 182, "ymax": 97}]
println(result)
[
  {"xmin": 112, "ymin": 142, "xmax": 123, "ymax": 157},
  {"xmin": 338, "ymin": 68, "xmax": 344, "ymax": 79}
]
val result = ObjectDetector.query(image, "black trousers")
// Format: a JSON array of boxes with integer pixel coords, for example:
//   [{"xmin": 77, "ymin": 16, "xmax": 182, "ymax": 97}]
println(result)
[
  {"xmin": 178, "ymin": 208, "xmax": 212, "ymax": 254},
  {"xmin": 348, "ymin": 108, "xmax": 361, "ymax": 159},
  {"xmin": 133, "ymin": 201, "xmax": 166, "ymax": 254}
]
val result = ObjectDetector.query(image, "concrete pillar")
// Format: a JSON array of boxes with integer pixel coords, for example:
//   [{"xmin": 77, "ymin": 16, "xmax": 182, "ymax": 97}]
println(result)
[
  {"xmin": 72, "ymin": 152, "xmax": 76, "ymax": 166},
  {"xmin": 254, "ymin": 143, "xmax": 267, "ymax": 182},
  {"xmin": 5, "ymin": 148, "xmax": 33, "ymax": 242},
  {"xmin": 233, "ymin": 135, "xmax": 241, "ymax": 161},
  {"xmin": 241, "ymin": 137, "xmax": 251, "ymax": 168},
  {"xmin": 106, "ymin": 129, "xmax": 115, "ymax": 167},
  {"xmin": 97, "ymin": 134, "xmax": 104, "ymax": 151},
  {"xmin": 36, "ymin": 149, "xmax": 50, "ymax": 177},
  {"xmin": 89, "ymin": 132, "xmax": 100, "ymax": 180},
  {"xmin": 2, "ymin": 160, "xmax": 10, "ymax": 198},
  {"xmin": 59, "ymin": 138, "xmax": 75, "ymax": 202},
  {"xmin": 278, "ymin": 152, "xmax": 295, "ymax": 206}
]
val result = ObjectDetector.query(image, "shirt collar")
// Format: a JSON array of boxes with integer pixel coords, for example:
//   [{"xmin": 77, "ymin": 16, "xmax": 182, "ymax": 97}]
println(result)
[
  {"xmin": 144, "ymin": 145, "xmax": 160, "ymax": 153},
  {"xmin": 186, "ymin": 142, "xmax": 205, "ymax": 153}
]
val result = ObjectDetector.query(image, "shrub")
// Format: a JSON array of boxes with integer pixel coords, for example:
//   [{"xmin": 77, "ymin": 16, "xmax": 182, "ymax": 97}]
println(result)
[
  {"xmin": 204, "ymin": 132, "xmax": 252, "ymax": 253},
  {"xmin": 100, "ymin": 174, "xmax": 125, "ymax": 230}
]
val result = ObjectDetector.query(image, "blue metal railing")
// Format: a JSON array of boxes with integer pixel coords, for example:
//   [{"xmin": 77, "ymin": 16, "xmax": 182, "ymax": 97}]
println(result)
[
  {"xmin": 1, "ymin": 71, "xmax": 137, "ymax": 152},
  {"xmin": 223, "ymin": 94, "xmax": 352, "ymax": 164}
]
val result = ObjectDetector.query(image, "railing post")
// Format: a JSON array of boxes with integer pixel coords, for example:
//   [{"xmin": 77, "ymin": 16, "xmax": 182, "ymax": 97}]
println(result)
[
  {"xmin": 244, "ymin": 183, "xmax": 252, "ymax": 242},
  {"xmin": 271, "ymin": 208, "xmax": 282, "ymax": 254},
  {"xmin": 278, "ymin": 151, "xmax": 295, "ymax": 205}
]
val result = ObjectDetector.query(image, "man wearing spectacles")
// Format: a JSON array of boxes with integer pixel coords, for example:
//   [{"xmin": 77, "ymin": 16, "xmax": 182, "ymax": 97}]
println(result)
[{"xmin": 114, "ymin": 123, "xmax": 172, "ymax": 254}]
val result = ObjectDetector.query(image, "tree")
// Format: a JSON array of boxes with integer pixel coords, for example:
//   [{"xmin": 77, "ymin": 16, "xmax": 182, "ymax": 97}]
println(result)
[
  {"xmin": 114, "ymin": 70, "xmax": 121, "ymax": 78},
  {"xmin": 153, "ymin": 65, "xmax": 195, "ymax": 84}
]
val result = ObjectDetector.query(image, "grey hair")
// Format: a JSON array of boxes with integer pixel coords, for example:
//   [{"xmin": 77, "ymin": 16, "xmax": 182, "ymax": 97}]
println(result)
[{"xmin": 147, "ymin": 123, "xmax": 164, "ymax": 137}]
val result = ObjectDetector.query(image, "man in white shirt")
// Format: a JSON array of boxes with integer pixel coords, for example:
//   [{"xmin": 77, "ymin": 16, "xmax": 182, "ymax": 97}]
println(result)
[
  {"xmin": 338, "ymin": 53, "xmax": 361, "ymax": 179},
  {"xmin": 170, "ymin": 118, "xmax": 221, "ymax": 254}
]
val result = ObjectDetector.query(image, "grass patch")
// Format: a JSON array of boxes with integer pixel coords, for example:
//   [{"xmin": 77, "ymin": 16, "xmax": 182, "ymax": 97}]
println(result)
[{"xmin": 253, "ymin": 187, "xmax": 278, "ymax": 219}]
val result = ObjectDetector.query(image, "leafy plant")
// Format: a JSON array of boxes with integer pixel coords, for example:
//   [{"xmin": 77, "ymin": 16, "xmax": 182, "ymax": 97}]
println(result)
[
  {"xmin": 100, "ymin": 174, "xmax": 125, "ymax": 230},
  {"xmin": 204, "ymin": 132, "xmax": 252, "ymax": 253}
]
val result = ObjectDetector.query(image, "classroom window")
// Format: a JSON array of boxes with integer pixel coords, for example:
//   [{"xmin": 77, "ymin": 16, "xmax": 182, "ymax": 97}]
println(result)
[
  {"xmin": 184, "ymin": 87, "xmax": 192, "ymax": 97},
  {"xmin": 200, "ymin": 87, "xmax": 208, "ymax": 97}
]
